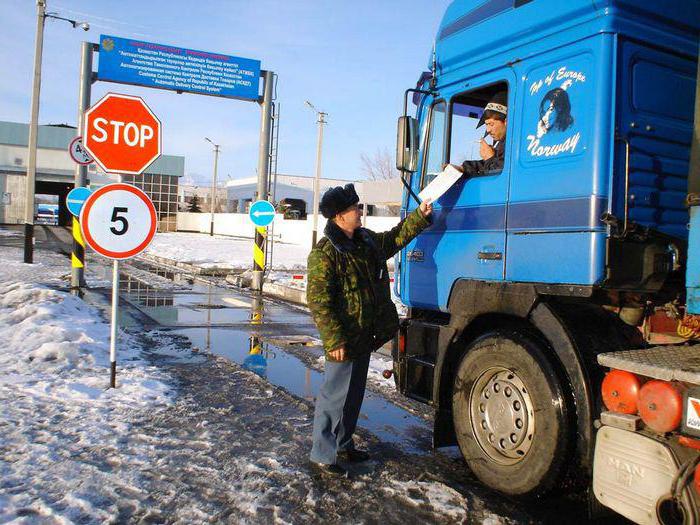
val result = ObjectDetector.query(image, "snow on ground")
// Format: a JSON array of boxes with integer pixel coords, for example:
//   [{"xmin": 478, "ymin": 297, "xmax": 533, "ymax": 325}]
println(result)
[
  {"xmin": 0, "ymin": 247, "xmax": 175, "ymax": 521},
  {"xmin": 146, "ymin": 232, "xmax": 309, "ymax": 271},
  {"xmin": 0, "ymin": 231, "xmax": 524, "ymax": 523}
]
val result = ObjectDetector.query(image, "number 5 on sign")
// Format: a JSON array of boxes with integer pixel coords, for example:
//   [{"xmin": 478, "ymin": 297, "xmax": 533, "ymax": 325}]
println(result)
[
  {"xmin": 80, "ymin": 183, "xmax": 156, "ymax": 259},
  {"xmin": 80, "ymin": 183, "xmax": 156, "ymax": 389}
]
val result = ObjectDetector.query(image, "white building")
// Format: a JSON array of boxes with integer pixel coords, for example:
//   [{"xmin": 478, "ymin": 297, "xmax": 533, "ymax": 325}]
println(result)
[{"xmin": 226, "ymin": 173, "xmax": 402, "ymax": 216}]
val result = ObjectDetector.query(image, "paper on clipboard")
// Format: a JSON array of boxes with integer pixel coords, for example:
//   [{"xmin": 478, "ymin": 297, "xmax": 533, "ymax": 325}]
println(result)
[{"xmin": 418, "ymin": 164, "xmax": 463, "ymax": 202}]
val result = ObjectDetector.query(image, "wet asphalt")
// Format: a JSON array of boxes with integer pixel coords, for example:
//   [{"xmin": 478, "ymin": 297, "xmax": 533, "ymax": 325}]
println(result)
[{"xmin": 1, "ymin": 225, "xmax": 627, "ymax": 524}]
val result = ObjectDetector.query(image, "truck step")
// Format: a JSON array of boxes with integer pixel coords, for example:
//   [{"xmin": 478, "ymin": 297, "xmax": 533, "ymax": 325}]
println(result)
[
  {"xmin": 406, "ymin": 355, "xmax": 436, "ymax": 369},
  {"xmin": 597, "ymin": 345, "xmax": 700, "ymax": 384}
]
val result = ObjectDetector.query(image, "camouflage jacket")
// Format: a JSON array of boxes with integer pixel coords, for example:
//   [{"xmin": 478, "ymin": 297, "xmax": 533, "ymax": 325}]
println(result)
[{"xmin": 307, "ymin": 208, "xmax": 431, "ymax": 361}]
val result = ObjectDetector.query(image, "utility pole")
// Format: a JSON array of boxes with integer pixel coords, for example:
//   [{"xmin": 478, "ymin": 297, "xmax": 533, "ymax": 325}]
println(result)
[
  {"xmin": 305, "ymin": 101, "xmax": 327, "ymax": 249},
  {"xmin": 24, "ymin": 2, "xmax": 90, "ymax": 264},
  {"xmin": 24, "ymin": 0, "xmax": 47, "ymax": 264},
  {"xmin": 204, "ymin": 137, "xmax": 220, "ymax": 236}
]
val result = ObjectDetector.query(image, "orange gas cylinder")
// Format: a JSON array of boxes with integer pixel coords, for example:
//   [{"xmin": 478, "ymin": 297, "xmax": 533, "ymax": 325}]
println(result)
[
  {"xmin": 638, "ymin": 380, "xmax": 684, "ymax": 433},
  {"xmin": 601, "ymin": 369, "xmax": 642, "ymax": 414}
]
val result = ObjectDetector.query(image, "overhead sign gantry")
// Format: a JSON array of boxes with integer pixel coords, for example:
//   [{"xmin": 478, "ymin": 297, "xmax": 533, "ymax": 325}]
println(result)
[{"xmin": 68, "ymin": 35, "xmax": 276, "ymax": 294}]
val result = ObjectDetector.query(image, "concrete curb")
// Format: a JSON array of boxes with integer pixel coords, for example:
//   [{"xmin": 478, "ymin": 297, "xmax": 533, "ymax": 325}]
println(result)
[
  {"xmin": 143, "ymin": 252, "xmax": 309, "ymax": 307},
  {"xmin": 140, "ymin": 253, "xmax": 238, "ymax": 276},
  {"xmin": 262, "ymin": 282, "xmax": 307, "ymax": 306}
]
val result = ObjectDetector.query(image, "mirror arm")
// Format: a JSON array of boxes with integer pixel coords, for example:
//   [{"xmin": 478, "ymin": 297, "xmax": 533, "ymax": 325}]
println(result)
[
  {"xmin": 400, "ymin": 170, "xmax": 422, "ymax": 206},
  {"xmin": 403, "ymin": 88, "xmax": 433, "ymax": 118},
  {"xmin": 401, "ymin": 88, "xmax": 432, "ymax": 207}
]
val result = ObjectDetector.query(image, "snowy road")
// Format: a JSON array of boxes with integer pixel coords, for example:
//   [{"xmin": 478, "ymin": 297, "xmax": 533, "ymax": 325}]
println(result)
[{"xmin": 0, "ymin": 227, "xmax": 612, "ymax": 524}]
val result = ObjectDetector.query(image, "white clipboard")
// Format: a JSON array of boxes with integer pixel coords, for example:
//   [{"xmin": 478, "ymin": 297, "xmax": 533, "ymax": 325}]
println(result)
[{"xmin": 418, "ymin": 164, "xmax": 463, "ymax": 202}]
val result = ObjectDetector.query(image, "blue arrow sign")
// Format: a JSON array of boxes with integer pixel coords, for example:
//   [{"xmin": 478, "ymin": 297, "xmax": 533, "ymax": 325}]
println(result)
[
  {"xmin": 249, "ymin": 200, "xmax": 276, "ymax": 227},
  {"xmin": 66, "ymin": 187, "xmax": 93, "ymax": 217}
]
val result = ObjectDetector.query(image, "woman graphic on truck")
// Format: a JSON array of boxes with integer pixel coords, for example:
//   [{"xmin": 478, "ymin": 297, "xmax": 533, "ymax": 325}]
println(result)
[{"xmin": 536, "ymin": 86, "xmax": 574, "ymax": 138}]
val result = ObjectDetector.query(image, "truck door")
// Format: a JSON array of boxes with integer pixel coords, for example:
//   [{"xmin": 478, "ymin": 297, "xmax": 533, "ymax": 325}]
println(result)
[{"xmin": 400, "ymin": 77, "xmax": 515, "ymax": 311}]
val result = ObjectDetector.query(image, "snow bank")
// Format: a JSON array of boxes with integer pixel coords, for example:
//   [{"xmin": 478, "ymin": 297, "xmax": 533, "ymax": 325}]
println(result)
[{"xmin": 0, "ymin": 248, "xmax": 174, "ymax": 522}]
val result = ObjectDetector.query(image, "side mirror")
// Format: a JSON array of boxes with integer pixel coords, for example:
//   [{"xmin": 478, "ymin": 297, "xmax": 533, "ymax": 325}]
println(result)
[{"xmin": 396, "ymin": 116, "xmax": 418, "ymax": 172}]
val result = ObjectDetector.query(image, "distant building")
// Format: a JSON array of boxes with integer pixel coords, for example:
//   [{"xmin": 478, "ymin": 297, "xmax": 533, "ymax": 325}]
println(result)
[
  {"xmin": 0, "ymin": 120, "xmax": 184, "ymax": 231},
  {"xmin": 225, "ymin": 173, "xmax": 402, "ymax": 216},
  {"xmin": 178, "ymin": 183, "xmax": 228, "ymax": 213}
]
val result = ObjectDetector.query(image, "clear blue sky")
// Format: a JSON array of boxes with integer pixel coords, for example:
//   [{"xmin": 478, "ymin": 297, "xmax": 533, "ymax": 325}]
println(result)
[{"xmin": 0, "ymin": 0, "xmax": 450, "ymax": 186}]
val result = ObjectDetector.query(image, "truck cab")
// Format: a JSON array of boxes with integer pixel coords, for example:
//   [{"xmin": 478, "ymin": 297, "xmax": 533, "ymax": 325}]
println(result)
[{"xmin": 392, "ymin": 0, "xmax": 699, "ymax": 505}]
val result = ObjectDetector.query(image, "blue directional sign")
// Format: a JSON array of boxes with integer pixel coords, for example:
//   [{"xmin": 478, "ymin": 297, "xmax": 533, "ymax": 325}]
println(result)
[
  {"xmin": 249, "ymin": 200, "xmax": 276, "ymax": 227},
  {"xmin": 97, "ymin": 35, "xmax": 261, "ymax": 101},
  {"xmin": 66, "ymin": 187, "xmax": 93, "ymax": 217}
]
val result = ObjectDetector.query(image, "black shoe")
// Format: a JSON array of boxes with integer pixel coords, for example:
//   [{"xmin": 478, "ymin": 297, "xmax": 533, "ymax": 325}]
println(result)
[
  {"xmin": 337, "ymin": 449, "xmax": 370, "ymax": 463},
  {"xmin": 310, "ymin": 461, "xmax": 348, "ymax": 477}
]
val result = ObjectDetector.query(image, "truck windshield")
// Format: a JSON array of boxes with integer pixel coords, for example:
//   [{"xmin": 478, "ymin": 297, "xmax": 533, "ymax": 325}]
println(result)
[{"xmin": 421, "ymin": 101, "xmax": 446, "ymax": 189}]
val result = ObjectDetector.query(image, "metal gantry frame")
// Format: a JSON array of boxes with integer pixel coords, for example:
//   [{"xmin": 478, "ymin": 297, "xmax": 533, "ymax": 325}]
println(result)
[{"xmin": 65, "ymin": 40, "xmax": 276, "ymax": 294}]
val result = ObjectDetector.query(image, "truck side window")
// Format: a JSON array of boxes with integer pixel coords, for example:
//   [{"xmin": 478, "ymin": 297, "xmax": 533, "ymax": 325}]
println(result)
[
  {"xmin": 449, "ymin": 85, "xmax": 508, "ymax": 176},
  {"xmin": 421, "ymin": 101, "xmax": 446, "ymax": 189}
]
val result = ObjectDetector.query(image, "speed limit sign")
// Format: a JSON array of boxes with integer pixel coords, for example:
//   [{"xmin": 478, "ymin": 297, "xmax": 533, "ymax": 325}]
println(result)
[{"xmin": 79, "ymin": 183, "xmax": 157, "ymax": 259}]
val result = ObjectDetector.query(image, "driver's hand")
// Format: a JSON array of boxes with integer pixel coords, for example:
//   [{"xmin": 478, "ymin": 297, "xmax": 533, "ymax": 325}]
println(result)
[{"xmin": 479, "ymin": 139, "xmax": 495, "ymax": 160}]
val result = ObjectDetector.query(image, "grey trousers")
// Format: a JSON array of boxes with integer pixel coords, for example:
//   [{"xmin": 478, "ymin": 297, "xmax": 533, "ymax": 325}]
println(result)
[{"xmin": 309, "ymin": 352, "xmax": 371, "ymax": 464}]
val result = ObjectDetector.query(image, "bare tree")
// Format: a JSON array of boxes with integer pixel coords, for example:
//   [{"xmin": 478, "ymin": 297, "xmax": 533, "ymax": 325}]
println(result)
[{"xmin": 360, "ymin": 147, "xmax": 398, "ymax": 181}]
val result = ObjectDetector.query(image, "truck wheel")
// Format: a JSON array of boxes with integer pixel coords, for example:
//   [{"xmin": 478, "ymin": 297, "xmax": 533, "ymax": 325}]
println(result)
[{"xmin": 452, "ymin": 331, "xmax": 570, "ymax": 497}]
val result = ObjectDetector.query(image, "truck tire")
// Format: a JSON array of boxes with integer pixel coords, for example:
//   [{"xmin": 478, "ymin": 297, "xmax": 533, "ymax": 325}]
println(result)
[{"xmin": 452, "ymin": 330, "xmax": 570, "ymax": 497}]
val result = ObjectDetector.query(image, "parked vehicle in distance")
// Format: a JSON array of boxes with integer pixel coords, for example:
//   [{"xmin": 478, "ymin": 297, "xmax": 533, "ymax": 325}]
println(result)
[{"xmin": 35, "ymin": 204, "xmax": 59, "ymax": 226}]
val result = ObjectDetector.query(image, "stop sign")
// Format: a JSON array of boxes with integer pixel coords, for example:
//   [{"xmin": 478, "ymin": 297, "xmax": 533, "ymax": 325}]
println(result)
[{"xmin": 83, "ymin": 93, "xmax": 161, "ymax": 175}]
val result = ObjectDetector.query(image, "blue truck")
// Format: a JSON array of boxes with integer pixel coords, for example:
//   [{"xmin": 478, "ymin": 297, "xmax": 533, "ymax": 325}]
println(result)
[{"xmin": 392, "ymin": 0, "xmax": 700, "ymax": 521}]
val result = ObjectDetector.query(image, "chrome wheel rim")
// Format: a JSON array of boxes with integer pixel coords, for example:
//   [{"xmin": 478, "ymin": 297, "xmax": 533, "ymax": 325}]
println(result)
[{"xmin": 469, "ymin": 367, "xmax": 535, "ymax": 465}]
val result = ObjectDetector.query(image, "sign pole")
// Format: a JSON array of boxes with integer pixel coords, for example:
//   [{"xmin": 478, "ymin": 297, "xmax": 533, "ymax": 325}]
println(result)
[
  {"xmin": 109, "ymin": 258, "xmax": 119, "ymax": 388},
  {"xmin": 109, "ymin": 173, "xmax": 123, "ymax": 388},
  {"xmin": 71, "ymin": 41, "xmax": 95, "ymax": 294},
  {"xmin": 252, "ymin": 70, "xmax": 274, "ymax": 292}
]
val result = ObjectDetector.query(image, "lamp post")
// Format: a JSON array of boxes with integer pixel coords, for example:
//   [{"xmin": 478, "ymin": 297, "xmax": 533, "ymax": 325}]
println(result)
[
  {"xmin": 304, "ymin": 100, "xmax": 327, "ymax": 249},
  {"xmin": 24, "ymin": 1, "xmax": 89, "ymax": 263},
  {"xmin": 204, "ymin": 137, "xmax": 220, "ymax": 236}
]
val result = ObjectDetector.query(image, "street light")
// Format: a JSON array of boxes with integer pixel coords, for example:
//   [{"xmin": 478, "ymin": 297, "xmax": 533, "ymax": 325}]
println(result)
[
  {"xmin": 204, "ymin": 137, "xmax": 220, "ymax": 236},
  {"xmin": 24, "ymin": 0, "xmax": 90, "ymax": 264},
  {"xmin": 304, "ymin": 100, "xmax": 327, "ymax": 248}
]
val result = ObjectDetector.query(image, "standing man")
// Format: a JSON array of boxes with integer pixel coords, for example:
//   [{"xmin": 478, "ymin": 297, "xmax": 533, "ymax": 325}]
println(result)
[{"xmin": 307, "ymin": 183, "xmax": 432, "ymax": 476}]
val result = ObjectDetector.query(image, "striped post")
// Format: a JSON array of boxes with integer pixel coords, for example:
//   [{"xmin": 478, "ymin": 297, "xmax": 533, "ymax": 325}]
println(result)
[
  {"xmin": 249, "ymin": 336, "xmax": 263, "ymax": 354},
  {"xmin": 252, "ymin": 225, "xmax": 266, "ymax": 291},
  {"xmin": 71, "ymin": 216, "xmax": 85, "ymax": 292}
]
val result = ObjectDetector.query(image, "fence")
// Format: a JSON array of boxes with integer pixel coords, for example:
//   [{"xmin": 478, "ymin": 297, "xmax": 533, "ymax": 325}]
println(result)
[{"xmin": 177, "ymin": 212, "xmax": 401, "ymax": 247}]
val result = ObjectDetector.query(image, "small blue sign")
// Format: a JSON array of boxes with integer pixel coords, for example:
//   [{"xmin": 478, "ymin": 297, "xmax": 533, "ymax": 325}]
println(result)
[
  {"xmin": 66, "ymin": 187, "xmax": 93, "ymax": 217},
  {"xmin": 249, "ymin": 200, "xmax": 276, "ymax": 227},
  {"xmin": 97, "ymin": 35, "xmax": 261, "ymax": 101}
]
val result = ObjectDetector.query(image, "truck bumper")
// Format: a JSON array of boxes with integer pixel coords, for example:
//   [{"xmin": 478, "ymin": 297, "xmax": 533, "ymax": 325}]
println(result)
[{"xmin": 593, "ymin": 424, "xmax": 698, "ymax": 524}]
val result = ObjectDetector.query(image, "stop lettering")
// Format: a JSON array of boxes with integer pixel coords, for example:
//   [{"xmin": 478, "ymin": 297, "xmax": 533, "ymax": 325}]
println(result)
[{"xmin": 83, "ymin": 93, "xmax": 162, "ymax": 175}]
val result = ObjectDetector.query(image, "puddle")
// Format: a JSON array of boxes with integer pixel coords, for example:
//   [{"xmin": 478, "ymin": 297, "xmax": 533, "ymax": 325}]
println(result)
[
  {"xmin": 177, "ymin": 326, "xmax": 431, "ymax": 453},
  {"xmin": 114, "ymin": 263, "xmax": 432, "ymax": 454}
]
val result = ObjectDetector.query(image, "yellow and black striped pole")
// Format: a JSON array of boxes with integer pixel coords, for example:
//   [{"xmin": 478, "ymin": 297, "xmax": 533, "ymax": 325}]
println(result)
[
  {"xmin": 70, "ymin": 216, "xmax": 86, "ymax": 294},
  {"xmin": 252, "ymin": 225, "xmax": 266, "ymax": 291}
]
